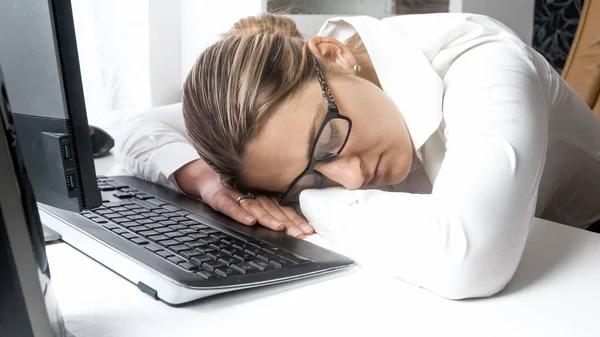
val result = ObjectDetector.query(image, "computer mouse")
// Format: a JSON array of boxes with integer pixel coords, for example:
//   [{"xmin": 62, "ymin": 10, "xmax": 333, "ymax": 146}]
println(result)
[{"xmin": 89, "ymin": 125, "xmax": 115, "ymax": 158}]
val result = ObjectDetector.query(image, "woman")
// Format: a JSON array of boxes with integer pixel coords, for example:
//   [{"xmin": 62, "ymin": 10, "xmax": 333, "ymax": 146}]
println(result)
[{"xmin": 119, "ymin": 13, "xmax": 600, "ymax": 299}]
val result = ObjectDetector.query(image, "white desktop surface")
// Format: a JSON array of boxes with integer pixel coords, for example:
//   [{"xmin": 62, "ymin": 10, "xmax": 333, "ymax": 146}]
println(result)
[{"xmin": 47, "ymin": 154, "xmax": 600, "ymax": 337}]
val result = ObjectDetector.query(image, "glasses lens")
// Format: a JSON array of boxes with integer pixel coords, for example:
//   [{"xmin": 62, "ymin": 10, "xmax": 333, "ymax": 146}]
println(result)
[
  {"xmin": 282, "ymin": 173, "xmax": 323, "ymax": 204},
  {"xmin": 313, "ymin": 118, "xmax": 350, "ymax": 160}
]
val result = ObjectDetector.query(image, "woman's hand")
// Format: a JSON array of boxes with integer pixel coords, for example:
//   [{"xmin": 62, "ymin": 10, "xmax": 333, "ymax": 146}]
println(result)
[{"xmin": 173, "ymin": 159, "xmax": 313, "ymax": 238}]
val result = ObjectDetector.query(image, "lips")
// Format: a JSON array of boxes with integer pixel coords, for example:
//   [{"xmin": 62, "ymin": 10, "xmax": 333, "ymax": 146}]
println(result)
[{"xmin": 368, "ymin": 155, "xmax": 383, "ymax": 186}]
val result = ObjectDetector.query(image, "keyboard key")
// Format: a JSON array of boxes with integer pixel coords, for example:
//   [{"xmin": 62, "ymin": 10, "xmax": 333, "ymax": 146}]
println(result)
[
  {"xmin": 179, "ymin": 228, "xmax": 197, "ymax": 235},
  {"xmin": 158, "ymin": 239, "xmax": 180, "ymax": 247},
  {"xmin": 165, "ymin": 231, "xmax": 185, "ymax": 238},
  {"xmin": 248, "ymin": 260, "xmax": 271, "ymax": 271},
  {"xmin": 154, "ymin": 209, "xmax": 169, "ymax": 214},
  {"xmin": 102, "ymin": 223, "xmax": 119, "ymax": 230},
  {"xmin": 112, "ymin": 228, "xmax": 128, "ymax": 234},
  {"xmin": 113, "ymin": 192, "xmax": 133, "ymax": 199},
  {"xmin": 131, "ymin": 237, "xmax": 148, "ymax": 245},
  {"xmin": 220, "ymin": 248, "xmax": 234, "ymax": 257},
  {"xmin": 148, "ymin": 235, "xmax": 169, "ymax": 242},
  {"xmin": 210, "ymin": 233, "xmax": 229, "ymax": 240},
  {"xmin": 130, "ymin": 225, "xmax": 150, "ymax": 232},
  {"xmin": 191, "ymin": 224, "xmax": 210, "ymax": 231},
  {"xmin": 168, "ymin": 224, "xmax": 187, "ymax": 231},
  {"xmin": 133, "ymin": 209, "xmax": 151, "ymax": 214},
  {"xmin": 185, "ymin": 241, "xmax": 209, "ymax": 248},
  {"xmin": 105, "ymin": 202, "xmax": 131, "ymax": 208},
  {"xmin": 134, "ymin": 194, "xmax": 153, "ymax": 200},
  {"xmin": 231, "ymin": 262, "xmax": 259, "ymax": 274},
  {"xmin": 189, "ymin": 233, "xmax": 208, "ymax": 239},
  {"xmin": 163, "ymin": 213, "xmax": 180, "ymax": 218},
  {"xmin": 169, "ymin": 245, "xmax": 191, "ymax": 253},
  {"xmin": 119, "ymin": 221, "xmax": 138, "ymax": 228},
  {"xmin": 233, "ymin": 253, "xmax": 253, "ymax": 262},
  {"xmin": 155, "ymin": 227, "xmax": 171, "ymax": 234},
  {"xmin": 112, "ymin": 207, "xmax": 129, "ymax": 212},
  {"xmin": 147, "ymin": 198, "xmax": 168, "ymax": 206},
  {"xmin": 194, "ymin": 247, "xmax": 217, "ymax": 255},
  {"xmin": 207, "ymin": 252, "xmax": 229, "ymax": 261},
  {"xmin": 269, "ymin": 258, "xmax": 295, "ymax": 268},
  {"xmin": 244, "ymin": 248, "xmax": 262, "ymax": 256},
  {"xmin": 150, "ymin": 216, "xmax": 168, "ymax": 222},
  {"xmin": 145, "ymin": 223, "xmax": 166, "ymax": 229},
  {"xmin": 202, "ymin": 261, "xmax": 225, "ymax": 272},
  {"xmin": 247, "ymin": 241, "xmax": 264, "ymax": 249},
  {"xmin": 81, "ymin": 211, "xmax": 95, "ymax": 218},
  {"xmin": 172, "ymin": 217, "xmax": 189, "ymax": 222},
  {"xmin": 180, "ymin": 220, "xmax": 199, "ymax": 226},
  {"xmin": 156, "ymin": 250, "xmax": 174, "ymax": 259},
  {"xmin": 144, "ymin": 212, "xmax": 160, "ymax": 218},
  {"xmin": 139, "ymin": 230, "xmax": 159, "ymax": 237},
  {"xmin": 133, "ymin": 199, "xmax": 160, "ymax": 209},
  {"xmin": 119, "ymin": 211, "xmax": 137, "ymax": 217},
  {"xmin": 204, "ymin": 237, "xmax": 220, "ymax": 244},
  {"xmin": 125, "ymin": 204, "xmax": 142, "ymax": 210},
  {"xmin": 176, "ymin": 211, "xmax": 190, "ymax": 216},
  {"xmin": 190, "ymin": 255, "xmax": 215, "ymax": 266},
  {"xmin": 111, "ymin": 217, "xmax": 130, "ymax": 224},
  {"xmin": 91, "ymin": 217, "xmax": 108, "ymax": 224},
  {"xmin": 98, "ymin": 185, "xmax": 116, "ymax": 191},
  {"xmin": 104, "ymin": 213, "xmax": 121, "ymax": 219},
  {"xmin": 174, "ymin": 236, "xmax": 195, "ymax": 243},
  {"xmin": 178, "ymin": 261, "xmax": 199, "ymax": 271},
  {"xmin": 159, "ymin": 220, "xmax": 177, "ymax": 226},
  {"xmin": 144, "ymin": 244, "xmax": 162, "ymax": 252},
  {"xmin": 163, "ymin": 205, "xmax": 182, "ymax": 212},
  {"xmin": 217, "ymin": 258, "xmax": 239, "ymax": 267},
  {"xmin": 196, "ymin": 270, "xmax": 217, "ymax": 280},
  {"xmin": 167, "ymin": 256, "xmax": 186, "ymax": 264},
  {"xmin": 209, "ymin": 243, "xmax": 230, "ymax": 250},
  {"xmin": 214, "ymin": 267, "xmax": 238, "ymax": 278},
  {"xmin": 127, "ymin": 215, "xmax": 145, "ymax": 221},
  {"xmin": 180, "ymin": 250, "xmax": 203, "ymax": 259},
  {"xmin": 201, "ymin": 228, "xmax": 220, "ymax": 235},
  {"xmin": 121, "ymin": 232, "xmax": 137, "ymax": 240}
]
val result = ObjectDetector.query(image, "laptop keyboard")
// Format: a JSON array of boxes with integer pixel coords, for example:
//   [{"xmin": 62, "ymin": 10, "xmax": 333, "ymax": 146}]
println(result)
[{"xmin": 80, "ymin": 177, "xmax": 313, "ymax": 280}]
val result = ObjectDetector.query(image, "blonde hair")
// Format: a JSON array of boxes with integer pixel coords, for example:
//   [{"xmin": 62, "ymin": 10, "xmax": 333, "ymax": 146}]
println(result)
[{"xmin": 182, "ymin": 14, "xmax": 362, "ymax": 191}]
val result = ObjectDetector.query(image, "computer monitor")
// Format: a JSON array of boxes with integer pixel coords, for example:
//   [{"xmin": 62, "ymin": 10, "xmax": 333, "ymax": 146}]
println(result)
[
  {"xmin": 0, "ymin": 65, "xmax": 67, "ymax": 337},
  {"xmin": 0, "ymin": 0, "xmax": 101, "ymax": 212}
]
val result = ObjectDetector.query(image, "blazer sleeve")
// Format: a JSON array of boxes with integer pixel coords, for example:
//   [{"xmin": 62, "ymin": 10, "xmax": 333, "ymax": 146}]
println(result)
[{"xmin": 299, "ymin": 41, "xmax": 548, "ymax": 300}]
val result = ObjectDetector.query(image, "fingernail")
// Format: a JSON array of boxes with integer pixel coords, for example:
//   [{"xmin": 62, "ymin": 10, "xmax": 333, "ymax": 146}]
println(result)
[
  {"xmin": 289, "ymin": 227, "xmax": 303, "ymax": 237},
  {"xmin": 244, "ymin": 216, "xmax": 256, "ymax": 224},
  {"xmin": 271, "ymin": 219, "xmax": 284, "ymax": 230},
  {"xmin": 300, "ymin": 223, "xmax": 313, "ymax": 234}
]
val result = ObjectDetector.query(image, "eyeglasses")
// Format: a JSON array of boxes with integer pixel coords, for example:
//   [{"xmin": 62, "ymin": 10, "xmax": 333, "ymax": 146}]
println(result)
[{"xmin": 277, "ymin": 56, "xmax": 352, "ymax": 206}]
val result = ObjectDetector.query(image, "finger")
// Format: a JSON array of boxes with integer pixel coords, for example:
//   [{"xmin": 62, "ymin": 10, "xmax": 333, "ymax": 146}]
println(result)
[
  {"xmin": 213, "ymin": 193, "xmax": 257, "ymax": 226},
  {"xmin": 256, "ymin": 196, "xmax": 304, "ymax": 238},
  {"xmin": 239, "ymin": 199, "xmax": 285, "ymax": 232},
  {"xmin": 278, "ymin": 204, "xmax": 313, "ymax": 235}
]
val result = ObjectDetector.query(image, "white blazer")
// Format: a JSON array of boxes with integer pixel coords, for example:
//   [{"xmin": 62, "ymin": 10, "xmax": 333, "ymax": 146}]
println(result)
[{"xmin": 118, "ymin": 14, "xmax": 600, "ymax": 300}]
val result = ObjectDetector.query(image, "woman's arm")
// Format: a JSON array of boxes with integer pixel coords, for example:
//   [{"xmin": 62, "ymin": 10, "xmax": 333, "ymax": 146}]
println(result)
[
  {"xmin": 300, "ymin": 42, "xmax": 548, "ymax": 299},
  {"xmin": 117, "ymin": 103, "xmax": 200, "ymax": 189},
  {"xmin": 117, "ymin": 103, "xmax": 314, "ymax": 236}
]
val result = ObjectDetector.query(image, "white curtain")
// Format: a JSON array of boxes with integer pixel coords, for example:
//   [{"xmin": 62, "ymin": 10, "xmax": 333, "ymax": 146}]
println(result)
[{"xmin": 70, "ymin": 0, "xmax": 264, "ymax": 131}]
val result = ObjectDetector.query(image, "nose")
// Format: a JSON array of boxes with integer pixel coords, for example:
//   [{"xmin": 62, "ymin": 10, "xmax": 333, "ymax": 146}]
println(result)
[{"xmin": 315, "ymin": 154, "xmax": 366, "ymax": 190}]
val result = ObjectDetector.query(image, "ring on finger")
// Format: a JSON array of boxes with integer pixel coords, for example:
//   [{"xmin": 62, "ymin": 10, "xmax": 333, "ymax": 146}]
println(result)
[{"xmin": 236, "ymin": 193, "xmax": 255, "ymax": 205}]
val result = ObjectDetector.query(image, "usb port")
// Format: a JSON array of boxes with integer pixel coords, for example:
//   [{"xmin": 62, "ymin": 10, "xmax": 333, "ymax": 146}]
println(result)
[
  {"xmin": 62, "ymin": 143, "xmax": 71, "ymax": 160},
  {"xmin": 66, "ymin": 173, "xmax": 76, "ymax": 191}
]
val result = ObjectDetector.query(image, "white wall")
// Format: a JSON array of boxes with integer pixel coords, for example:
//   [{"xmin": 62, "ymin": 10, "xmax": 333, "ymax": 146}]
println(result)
[
  {"xmin": 451, "ymin": 0, "xmax": 535, "ymax": 45},
  {"xmin": 180, "ymin": 0, "xmax": 263, "ymax": 83}
]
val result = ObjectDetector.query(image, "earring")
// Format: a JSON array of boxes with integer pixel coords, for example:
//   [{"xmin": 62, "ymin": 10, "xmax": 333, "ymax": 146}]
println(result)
[{"xmin": 353, "ymin": 64, "xmax": 361, "ymax": 73}]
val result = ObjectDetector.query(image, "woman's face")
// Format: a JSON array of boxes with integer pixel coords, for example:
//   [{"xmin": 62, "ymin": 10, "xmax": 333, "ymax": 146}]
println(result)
[{"xmin": 241, "ymin": 70, "xmax": 414, "ymax": 197}]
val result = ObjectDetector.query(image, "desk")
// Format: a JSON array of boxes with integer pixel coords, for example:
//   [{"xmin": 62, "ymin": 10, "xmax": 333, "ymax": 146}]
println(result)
[{"xmin": 47, "ymin": 155, "xmax": 600, "ymax": 337}]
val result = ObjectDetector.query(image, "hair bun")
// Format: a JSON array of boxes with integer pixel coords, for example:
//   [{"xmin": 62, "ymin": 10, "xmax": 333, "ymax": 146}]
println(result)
[{"xmin": 227, "ymin": 13, "xmax": 303, "ymax": 39}]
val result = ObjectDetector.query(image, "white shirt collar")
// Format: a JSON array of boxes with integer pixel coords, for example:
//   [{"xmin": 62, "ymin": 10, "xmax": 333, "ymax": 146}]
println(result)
[{"xmin": 316, "ymin": 16, "xmax": 444, "ymax": 159}]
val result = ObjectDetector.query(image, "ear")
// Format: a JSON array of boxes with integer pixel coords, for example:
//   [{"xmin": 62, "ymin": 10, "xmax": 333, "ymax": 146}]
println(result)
[{"xmin": 308, "ymin": 36, "xmax": 357, "ymax": 73}]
